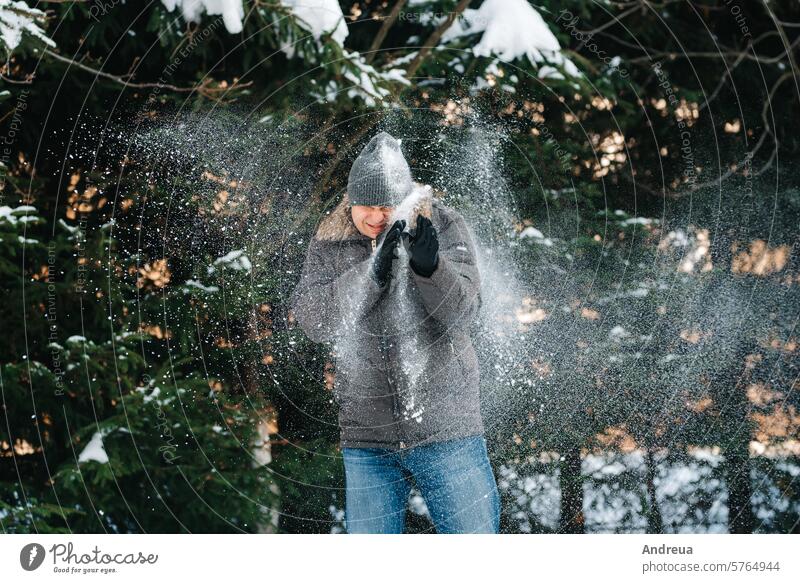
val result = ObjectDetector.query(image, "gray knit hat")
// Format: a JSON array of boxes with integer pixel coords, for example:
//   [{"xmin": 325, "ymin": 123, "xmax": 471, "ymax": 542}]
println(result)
[{"xmin": 347, "ymin": 131, "xmax": 413, "ymax": 207}]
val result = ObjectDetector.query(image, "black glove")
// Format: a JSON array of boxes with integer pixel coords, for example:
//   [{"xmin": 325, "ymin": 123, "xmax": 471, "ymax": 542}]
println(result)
[
  {"xmin": 407, "ymin": 214, "xmax": 439, "ymax": 278},
  {"xmin": 370, "ymin": 219, "xmax": 406, "ymax": 287}
]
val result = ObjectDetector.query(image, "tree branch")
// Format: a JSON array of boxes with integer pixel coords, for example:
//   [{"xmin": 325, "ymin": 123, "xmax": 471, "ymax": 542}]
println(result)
[
  {"xmin": 405, "ymin": 0, "xmax": 470, "ymax": 78},
  {"xmin": 42, "ymin": 48, "xmax": 252, "ymax": 102},
  {"xmin": 364, "ymin": 0, "xmax": 407, "ymax": 65}
]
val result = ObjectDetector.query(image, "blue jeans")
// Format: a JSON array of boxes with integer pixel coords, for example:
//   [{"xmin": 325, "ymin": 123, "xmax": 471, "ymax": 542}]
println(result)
[{"xmin": 342, "ymin": 435, "xmax": 500, "ymax": 534}]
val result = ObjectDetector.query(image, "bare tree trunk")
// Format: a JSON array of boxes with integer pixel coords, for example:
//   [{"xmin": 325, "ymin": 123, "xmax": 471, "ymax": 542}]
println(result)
[
  {"xmin": 698, "ymin": 274, "xmax": 756, "ymax": 534},
  {"xmin": 251, "ymin": 408, "xmax": 281, "ymax": 533},
  {"xmin": 721, "ymin": 337, "xmax": 757, "ymax": 534},
  {"xmin": 644, "ymin": 446, "xmax": 664, "ymax": 533},
  {"xmin": 725, "ymin": 437, "xmax": 755, "ymax": 533},
  {"xmin": 365, "ymin": 0, "xmax": 408, "ymax": 64},
  {"xmin": 245, "ymin": 307, "xmax": 282, "ymax": 532},
  {"xmin": 559, "ymin": 445, "xmax": 585, "ymax": 533}
]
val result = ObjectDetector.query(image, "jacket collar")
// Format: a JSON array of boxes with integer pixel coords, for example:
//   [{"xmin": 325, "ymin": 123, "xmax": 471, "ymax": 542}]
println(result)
[{"xmin": 314, "ymin": 185, "xmax": 435, "ymax": 242}]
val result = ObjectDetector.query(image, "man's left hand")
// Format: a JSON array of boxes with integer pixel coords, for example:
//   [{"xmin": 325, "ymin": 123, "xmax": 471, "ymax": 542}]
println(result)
[{"xmin": 407, "ymin": 214, "xmax": 439, "ymax": 277}]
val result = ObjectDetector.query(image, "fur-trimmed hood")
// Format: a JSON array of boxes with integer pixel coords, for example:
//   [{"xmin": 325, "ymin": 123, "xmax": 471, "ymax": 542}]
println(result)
[{"xmin": 315, "ymin": 184, "xmax": 434, "ymax": 241}]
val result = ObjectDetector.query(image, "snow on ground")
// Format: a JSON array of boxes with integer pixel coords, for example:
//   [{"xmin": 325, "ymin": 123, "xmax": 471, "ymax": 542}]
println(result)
[
  {"xmin": 499, "ymin": 448, "xmax": 799, "ymax": 533},
  {"xmin": 329, "ymin": 503, "xmax": 346, "ymax": 534},
  {"xmin": 329, "ymin": 486, "xmax": 431, "ymax": 534},
  {"xmin": 408, "ymin": 487, "xmax": 430, "ymax": 517},
  {"xmin": 498, "ymin": 466, "xmax": 560, "ymax": 532}
]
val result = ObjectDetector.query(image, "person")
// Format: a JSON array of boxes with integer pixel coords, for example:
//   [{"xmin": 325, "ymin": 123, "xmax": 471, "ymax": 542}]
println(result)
[{"xmin": 290, "ymin": 131, "xmax": 500, "ymax": 534}]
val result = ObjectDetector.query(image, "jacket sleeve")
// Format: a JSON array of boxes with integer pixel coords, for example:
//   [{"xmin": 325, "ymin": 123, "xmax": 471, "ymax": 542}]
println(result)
[
  {"xmin": 410, "ymin": 210, "xmax": 482, "ymax": 329},
  {"xmin": 290, "ymin": 238, "xmax": 385, "ymax": 343}
]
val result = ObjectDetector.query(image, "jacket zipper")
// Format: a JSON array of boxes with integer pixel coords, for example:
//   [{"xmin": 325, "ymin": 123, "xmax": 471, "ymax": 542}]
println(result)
[
  {"xmin": 377, "ymin": 333, "xmax": 406, "ymax": 449},
  {"xmin": 383, "ymin": 336, "xmax": 408, "ymax": 450},
  {"xmin": 372, "ymin": 234, "xmax": 406, "ymax": 449}
]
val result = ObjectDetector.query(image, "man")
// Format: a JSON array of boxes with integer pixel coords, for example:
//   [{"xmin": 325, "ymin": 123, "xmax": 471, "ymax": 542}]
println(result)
[{"xmin": 290, "ymin": 131, "xmax": 500, "ymax": 534}]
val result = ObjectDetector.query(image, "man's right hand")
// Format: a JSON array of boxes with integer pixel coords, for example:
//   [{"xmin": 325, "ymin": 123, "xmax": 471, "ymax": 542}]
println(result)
[{"xmin": 370, "ymin": 219, "xmax": 406, "ymax": 288}]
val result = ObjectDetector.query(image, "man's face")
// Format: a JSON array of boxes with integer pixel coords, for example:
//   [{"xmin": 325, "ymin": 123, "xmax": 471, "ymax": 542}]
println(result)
[{"xmin": 351, "ymin": 204, "xmax": 394, "ymax": 239}]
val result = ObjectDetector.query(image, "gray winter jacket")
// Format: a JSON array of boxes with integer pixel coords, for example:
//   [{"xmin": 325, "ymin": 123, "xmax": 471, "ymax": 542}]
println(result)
[{"xmin": 290, "ymin": 192, "xmax": 484, "ymax": 450}]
